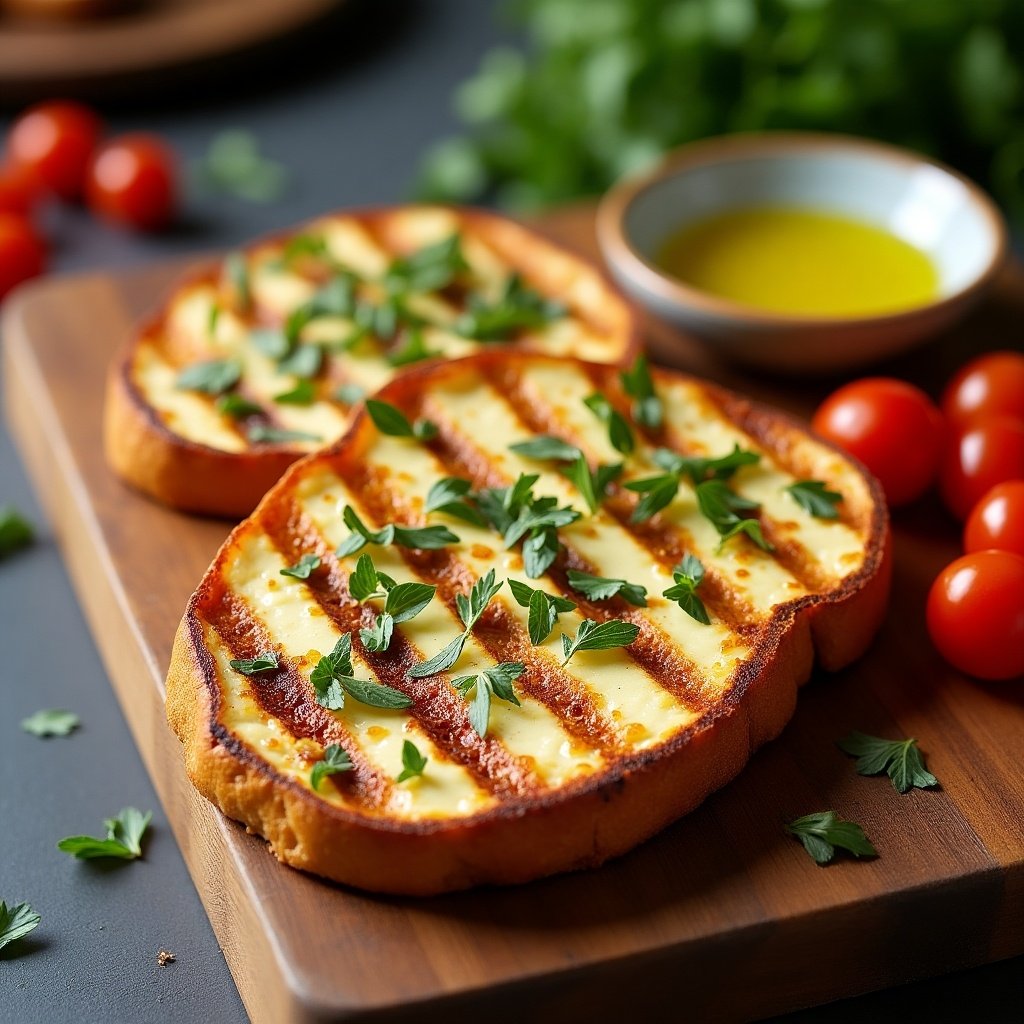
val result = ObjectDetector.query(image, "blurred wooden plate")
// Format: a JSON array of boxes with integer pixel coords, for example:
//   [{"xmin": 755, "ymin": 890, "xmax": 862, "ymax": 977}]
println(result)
[{"xmin": 0, "ymin": 0, "xmax": 341, "ymax": 103}]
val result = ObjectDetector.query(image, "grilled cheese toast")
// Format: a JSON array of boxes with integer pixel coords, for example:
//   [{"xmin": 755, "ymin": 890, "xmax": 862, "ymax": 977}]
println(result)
[
  {"xmin": 166, "ymin": 352, "xmax": 890, "ymax": 894},
  {"xmin": 105, "ymin": 206, "xmax": 639, "ymax": 516}
]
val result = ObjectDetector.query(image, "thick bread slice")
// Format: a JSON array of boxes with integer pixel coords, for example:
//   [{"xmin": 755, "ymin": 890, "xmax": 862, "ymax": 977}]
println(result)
[
  {"xmin": 106, "ymin": 205, "xmax": 639, "ymax": 517},
  {"xmin": 166, "ymin": 352, "xmax": 891, "ymax": 895}
]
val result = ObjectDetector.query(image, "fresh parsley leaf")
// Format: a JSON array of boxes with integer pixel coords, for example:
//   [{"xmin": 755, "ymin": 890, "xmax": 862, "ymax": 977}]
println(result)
[
  {"xmin": 583, "ymin": 392, "xmax": 634, "ymax": 454},
  {"xmin": 455, "ymin": 272, "xmax": 565, "ymax": 340},
  {"xmin": 274, "ymin": 379, "xmax": 316, "ymax": 405},
  {"xmin": 507, "ymin": 579, "xmax": 576, "ymax": 644},
  {"xmin": 360, "ymin": 612, "xmax": 395, "ymax": 652},
  {"xmin": 786, "ymin": 480, "xmax": 843, "ymax": 519},
  {"xmin": 20, "ymin": 709, "xmax": 79, "ymax": 737},
  {"xmin": 662, "ymin": 555, "xmax": 710, "ymax": 625},
  {"xmin": 280, "ymin": 553, "xmax": 321, "ymax": 579},
  {"xmin": 0, "ymin": 900, "xmax": 41, "ymax": 951},
  {"xmin": 695, "ymin": 480, "xmax": 772, "ymax": 552},
  {"xmin": 620, "ymin": 355, "xmax": 662, "ymax": 429},
  {"xmin": 229, "ymin": 651, "xmax": 278, "ymax": 675},
  {"xmin": 451, "ymin": 662, "xmax": 524, "ymax": 736},
  {"xmin": 58, "ymin": 807, "xmax": 152, "ymax": 861},
  {"xmin": 310, "ymin": 744, "xmax": 353, "ymax": 791},
  {"xmin": 396, "ymin": 739, "xmax": 428, "ymax": 782},
  {"xmin": 277, "ymin": 342, "xmax": 323, "ymax": 379},
  {"xmin": 279, "ymin": 232, "xmax": 327, "ymax": 265},
  {"xmin": 560, "ymin": 618, "xmax": 640, "ymax": 666},
  {"xmin": 625, "ymin": 473, "xmax": 680, "ymax": 523},
  {"xmin": 785, "ymin": 811, "xmax": 878, "ymax": 865},
  {"xmin": 561, "ymin": 455, "xmax": 622, "ymax": 514},
  {"xmin": 0, "ymin": 506, "xmax": 33, "ymax": 558},
  {"xmin": 348, "ymin": 553, "xmax": 385, "ymax": 602},
  {"xmin": 503, "ymin": 494, "xmax": 581, "ymax": 547},
  {"xmin": 455, "ymin": 569, "xmax": 504, "ymax": 631},
  {"xmin": 424, "ymin": 476, "xmax": 486, "ymax": 526},
  {"xmin": 625, "ymin": 444, "xmax": 762, "ymax": 524},
  {"xmin": 334, "ymin": 382, "xmax": 365, "ymax": 406},
  {"xmin": 384, "ymin": 233, "xmax": 468, "ymax": 295},
  {"xmin": 365, "ymin": 399, "xmax": 438, "ymax": 441},
  {"xmin": 224, "ymin": 250, "xmax": 251, "ymax": 311},
  {"xmin": 657, "ymin": 444, "xmax": 761, "ymax": 484},
  {"xmin": 336, "ymin": 505, "xmax": 460, "ymax": 557},
  {"xmin": 207, "ymin": 303, "xmax": 221, "ymax": 337},
  {"xmin": 247, "ymin": 424, "xmax": 322, "ymax": 445},
  {"xmin": 509, "ymin": 436, "xmax": 582, "ymax": 462},
  {"xmin": 250, "ymin": 326, "xmax": 290, "ymax": 360},
  {"xmin": 566, "ymin": 569, "xmax": 647, "ymax": 607},
  {"xmin": 216, "ymin": 393, "xmax": 263, "ymax": 419},
  {"xmin": 385, "ymin": 581, "xmax": 437, "ymax": 623},
  {"xmin": 837, "ymin": 732, "xmax": 939, "ymax": 793},
  {"xmin": 409, "ymin": 571, "xmax": 504, "ymax": 677},
  {"xmin": 176, "ymin": 358, "xmax": 241, "ymax": 395},
  {"xmin": 310, "ymin": 634, "xmax": 412, "ymax": 710},
  {"xmin": 387, "ymin": 328, "xmax": 439, "ymax": 367},
  {"xmin": 408, "ymin": 633, "xmax": 469, "ymax": 678},
  {"xmin": 523, "ymin": 528, "xmax": 560, "ymax": 579},
  {"xmin": 193, "ymin": 128, "xmax": 288, "ymax": 203}
]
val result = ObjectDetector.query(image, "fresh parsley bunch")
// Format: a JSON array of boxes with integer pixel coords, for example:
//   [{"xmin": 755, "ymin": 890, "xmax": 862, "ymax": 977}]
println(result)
[{"xmin": 419, "ymin": 0, "xmax": 1024, "ymax": 221}]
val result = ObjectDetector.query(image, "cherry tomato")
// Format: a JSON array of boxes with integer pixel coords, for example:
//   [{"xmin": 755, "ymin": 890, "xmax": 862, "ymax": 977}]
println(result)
[
  {"xmin": 85, "ymin": 133, "xmax": 177, "ymax": 231},
  {"xmin": 811, "ymin": 377, "xmax": 943, "ymax": 506},
  {"xmin": 964, "ymin": 480, "xmax": 1024, "ymax": 557},
  {"xmin": 942, "ymin": 351, "xmax": 1024, "ymax": 430},
  {"xmin": 0, "ymin": 212, "xmax": 46, "ymax": 299},
  {"xmin": 940, "ymin": 417, "xmax": 1024, "ymax": 520},
  {"xmin": 8, "ymin": 100, "xmax": 101, "ymax": 201},
  {"xmin": 0, "ymin": 162, "xmax": 43, "ymax": 216},
  {"xmin": 926, "ymin": 550, "xmax": 1024, "ymax": 680}
]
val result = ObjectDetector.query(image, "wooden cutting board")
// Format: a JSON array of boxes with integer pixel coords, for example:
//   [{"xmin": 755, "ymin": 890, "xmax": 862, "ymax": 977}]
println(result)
[{"xmin": 4, "ymin": 205, "xmax": 1023, "ymax": 1024}]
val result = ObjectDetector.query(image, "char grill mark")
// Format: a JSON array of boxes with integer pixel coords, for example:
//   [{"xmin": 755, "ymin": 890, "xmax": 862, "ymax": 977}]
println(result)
[
  {"xmin": 335, "ymin": 461, "xmax": 633, "ymax": 757},
  {"xmin": 490, "ymin": 359, "xmax": 845, "ymax": 598},
  {"xmin": 369, "ymin": 384, "xmax": 719, "ymax": 717},
  {"xmin": 253, "ymin": 497, "xmax": 541, "ymax": 800},
  {"xmin": 202, "ymin": 579, "xmax": 390, "ymax": 809},
  {"xmin": 479, "ymin": 361, "xmax": 765, "ymax": 630}
]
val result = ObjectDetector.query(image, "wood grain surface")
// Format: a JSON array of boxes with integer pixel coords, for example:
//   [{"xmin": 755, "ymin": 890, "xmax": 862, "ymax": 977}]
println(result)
[{"xmin": 3, "ymin": 205, "xmax": 1023, "ymax": 1023}]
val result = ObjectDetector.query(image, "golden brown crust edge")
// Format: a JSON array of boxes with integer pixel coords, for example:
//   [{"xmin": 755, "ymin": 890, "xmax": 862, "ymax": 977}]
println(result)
[
  {"xmin": 105, "ymin": 204, "xmax": 643, "ymax": 518},
  {"xmin": 104, "ymin": 349, "xmax": 295, "ymax": 519},
  {"xmin": 164, "ymin": 352, "xmax": 892, "ymax": 896}
]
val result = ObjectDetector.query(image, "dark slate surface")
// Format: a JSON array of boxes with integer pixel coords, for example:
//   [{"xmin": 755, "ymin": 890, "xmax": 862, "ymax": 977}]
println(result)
[{"xmin": 0, "ymin": 2, "xmax": 1020, "ymax": 1020}]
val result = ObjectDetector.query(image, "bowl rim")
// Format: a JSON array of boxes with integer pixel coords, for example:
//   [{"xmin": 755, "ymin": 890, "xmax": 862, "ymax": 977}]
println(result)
[{"xmin": 596, "ymin": 130, "xmax": 1010, "ymax": 329}]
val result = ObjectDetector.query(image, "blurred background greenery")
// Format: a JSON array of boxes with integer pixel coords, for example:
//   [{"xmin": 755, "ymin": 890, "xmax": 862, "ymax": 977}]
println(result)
[{"xmin": 418, "ymin": 0, "xmax": 1024, "ymax": 219}]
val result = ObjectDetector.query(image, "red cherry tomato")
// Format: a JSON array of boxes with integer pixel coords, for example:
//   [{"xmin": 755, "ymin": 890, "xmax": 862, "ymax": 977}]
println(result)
[
  {"xmin": 940, "ymin": 417, "xmax": 1024, "ymax": 520},
  {"xmin": 926, "ymin": 550, "xmax": 1024, "ymax": 680},
  {"xmin": 942, "ymin": 351, "xmax": 1024, "ymax": 430},
  {"xmin": 964, "ymin": 480, "xmax": 1024, "ymax": 557},
  {"xmin": 85, "ymin": 134, "xmax": 177, "ymax": 232},
  {"xmin": 8, "ymin": 101, "xmax": 102, "ymax": 201},
  {"xmin": 0, "ymin": 162, "xmax": 43, "ymax": 216},
  {"xmin": 811, "ymin": 377, "xmax": 943, "ymax": 506},
  {"xmin": 0, "ymin": 212, "xmax": 46, "ymax": 299}
]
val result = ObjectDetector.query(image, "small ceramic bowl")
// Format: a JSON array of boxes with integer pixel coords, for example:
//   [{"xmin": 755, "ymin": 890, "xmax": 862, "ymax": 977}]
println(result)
[{"xmin": 597, "ymin": 133, "xmax": 1008, "ymax": 373}]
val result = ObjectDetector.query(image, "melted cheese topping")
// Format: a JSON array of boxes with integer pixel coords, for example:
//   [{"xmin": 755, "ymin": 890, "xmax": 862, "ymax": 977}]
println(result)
[
  {"xmin": 197, "ymin": 353, "xmax": 881, "ymax": 827},
  {"xmin": 293, "ymin": 477, "xmax": 602, "ymax": 787},
  {"xmin": 133, "ymin": 207, "xmax": 630, "ymax": 454},
  {"xmin": 218, "ymin": 528, "xmax": 495, "ymax": 819}
]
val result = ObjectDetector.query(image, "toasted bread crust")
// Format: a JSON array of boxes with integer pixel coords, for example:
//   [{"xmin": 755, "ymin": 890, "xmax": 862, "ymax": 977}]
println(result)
[
  {"xmin": 166, "ymin": 353, "xmax": 890, "ymax": 895},
  {"xmin": 107, "ymin": 205, "xmax": 641, "ymax": 518}
]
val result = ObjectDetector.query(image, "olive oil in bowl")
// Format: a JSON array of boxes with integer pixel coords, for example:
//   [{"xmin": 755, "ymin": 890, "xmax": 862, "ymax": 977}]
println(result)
[{"xmin": 656, "ymin": 207, "xmax": 939, "ymax": 318}]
